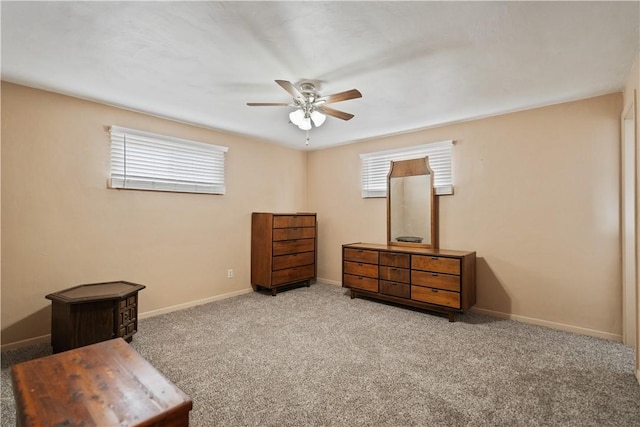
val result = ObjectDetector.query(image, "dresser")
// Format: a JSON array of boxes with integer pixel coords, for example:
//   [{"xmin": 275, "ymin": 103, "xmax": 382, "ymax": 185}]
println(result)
[
  {"xmin": 251, "ymin": 212, "xmax": 317, "ymax": 295},
  {"xmin": 342, "ymin": 243, "xmax": 475, "ymax": 321},
  {"xmin": 45, "ymin": 281, "xmax": 145, "ymax": 353}
]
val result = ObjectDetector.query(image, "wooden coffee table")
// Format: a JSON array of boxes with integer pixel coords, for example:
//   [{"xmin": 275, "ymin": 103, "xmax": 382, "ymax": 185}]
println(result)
[{"xmin": 11, "ymin": 338, "xmax": 192, "ymax": 426}]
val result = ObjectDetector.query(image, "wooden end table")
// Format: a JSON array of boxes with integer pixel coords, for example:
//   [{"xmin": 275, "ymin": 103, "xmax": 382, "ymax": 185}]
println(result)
[{"xmin": 46, "ymin": 281, "xmax": 145, "ymax": 353}]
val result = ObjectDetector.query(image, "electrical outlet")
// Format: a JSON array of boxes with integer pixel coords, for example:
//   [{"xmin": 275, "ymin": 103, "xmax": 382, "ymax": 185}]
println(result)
[{"xmin": 227, "ymin": 269, "xmax": 234, "ymax": 278}]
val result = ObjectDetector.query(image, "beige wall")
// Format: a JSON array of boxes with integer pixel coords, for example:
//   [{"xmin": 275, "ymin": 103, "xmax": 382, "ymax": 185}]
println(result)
[
  {"xmin": 1, "ymin": 82, "xmax": 307, "ymax": 346},
  {"xmin": 308, "ymin": 93, "xmax": 623, "ymax": 339},
  {"xmin": 0, "ymin": 82, "xmax": 627, "ymax": 346},
  {"xmin": 623, "ymin": 50, "xmax": 640, "ymax": 376}
]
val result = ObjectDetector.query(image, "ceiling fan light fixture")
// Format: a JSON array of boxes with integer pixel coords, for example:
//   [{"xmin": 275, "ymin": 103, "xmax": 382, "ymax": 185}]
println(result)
[
  {"xmin": 310, "ymin": 110, "xmax": 326, "ymax": 127},
  {"xmin": 298, "ymin": 117, "xmax": 312, "ymax": 130},
  {"xmin": 249, "ymin": 80, "xmax": 362, "ymax": 142},
  {"xmin": 289, "ymin": 109, "xmax": 305, "ymax": 126}
]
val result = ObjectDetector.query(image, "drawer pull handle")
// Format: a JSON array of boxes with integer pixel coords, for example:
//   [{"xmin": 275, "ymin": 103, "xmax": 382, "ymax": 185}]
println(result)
[
  {"xmin": 431, "ymin": 289, "xmax": 439, "ymax": 293},
  {"xmin": 358, "ymin": 250, "xmax": 364, "ymax": 253},
  {"xmin": 358, "ymin": 276, "xmax": 363, "ymax": 280},
  {"xmin": 358, "ymin": 263, "xmax": 363, "ymax": 266},
  {"xmin": 431, "ymin": 257, "xmax": 439, "ymax": 260},
  {"xmin": 292, "ymin": 254, "xmax": 298, "ymax": 257},
  {"xmin": 391, "ymin": 268, "xmax": 397, "ymax": 271},
  {"xmin": 431, "ymin": 273, "xmax": 438, "ymax": 277}
]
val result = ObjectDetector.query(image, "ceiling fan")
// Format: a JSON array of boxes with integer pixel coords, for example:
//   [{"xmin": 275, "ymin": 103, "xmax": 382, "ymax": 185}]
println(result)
[{"xmin": 247, "ymin": 80, "xmax": 362, "ymax": 131}]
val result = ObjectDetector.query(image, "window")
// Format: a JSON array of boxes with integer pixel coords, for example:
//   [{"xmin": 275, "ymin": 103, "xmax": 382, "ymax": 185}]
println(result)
[
  {"xmin": 109, "ymin": 126, "xmax": 228, "ymax": 194},
  {"xmin": 360, "ymin": 140, "xmax": 453, "ymax": 198}
]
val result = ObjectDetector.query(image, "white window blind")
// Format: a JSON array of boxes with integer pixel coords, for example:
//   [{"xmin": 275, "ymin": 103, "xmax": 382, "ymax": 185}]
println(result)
[
  {"xmin": 109, "ymin": 126, "xmax": 228, "ymax": 194},
  {"xmin": 360, "ymin": 140, "xmax": 453, "ymax": 198}
]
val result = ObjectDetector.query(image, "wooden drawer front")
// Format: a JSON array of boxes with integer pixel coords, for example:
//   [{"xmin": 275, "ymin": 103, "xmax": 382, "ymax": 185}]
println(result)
[
  {"xmin": 411, "ymin": 286, "xmax": 460, "ymax": 309},
  {"xmin": 272, "ymin": 264, "xmax": 315, "ymax": 286},
  {"xmin": 411, "ymin": 270, "xmax": 460, "ymax": 292},
  {"xmin": 119, "ymin": 308, "xmax": 135, "ymax": 327},
  {"xmin": 344, "ymin": 248, "xmax": 379, "ymax": 264},
  {"xmin": 273, "ymin": 227, "xmax": 315, "ymax": 241},
  {"xmin": 118, "ymin": 296, "xmax": 137, "ymax": 339},
  {"xmin": 344, "ymin": 274, "xmax": 379, "ymax": 292},
  {"xmin": 344, "ymin": 261, "xmax": 379, "ymax": 278},
  {"xmin": 273, "ymin": 239, "xmax": 315, "ymax": 256},
  {"xmin": 273, "ymin": 215, "xmax": 315, "ymax": 228},
  {"xmin": 379, "ymin": 266, "xmax": 410, "ymax": 283},
  {"xmin": 119, "ymin": 321, "xmax": 137, "ymax": 339},
  {"xmin": 380, "ymin": 280, "xmax": 410, "ymax": 299},
  {"xmin": 380, "ymin": 252, "xmax": 410, "ymax": 268},
  {"xmin": 273, "ymin": 252, "xmax": 315, "ymax": 271},
  {"xmin": 412, "ymin": 255, "xmax": 460, "ymax": 275}
]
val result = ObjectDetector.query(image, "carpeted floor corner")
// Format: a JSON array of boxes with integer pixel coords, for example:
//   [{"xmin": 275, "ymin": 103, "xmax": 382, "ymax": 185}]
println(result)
[{"xmin": 2, "ymin": 282, "xmax": 639, "ymax": 426}]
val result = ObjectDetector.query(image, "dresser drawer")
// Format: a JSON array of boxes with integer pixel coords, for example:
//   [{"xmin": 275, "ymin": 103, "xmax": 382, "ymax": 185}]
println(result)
[
  {"xmin": 273, "ymin": 215, "xmax": 315, "ymax": 228},
  {"xmin": 273, "ymin": 239, "xmax": 315, "ymax": 256},
  {"xmin": 272, "ymin": 264, "xmax": 315, "ymax": 285},
  {"xmin": 412, "ymin": 255, "xmax": 460, "ymax": 275},
  {"xmin": 119, "ymin": 298, "xmax": 132, "ymax": 310},
  {"xmin": 380, "ymin": 252, "xmax": 410, "ymax": 268},
  {"xmin": 344, "ymin": 248, "xmax": 379, "ymax": 264},
  {"xmin": 344, "ymin": 274, "xmax": 379, "ymax": 292},
  {"xmin": 344, "ymin": 261, "xmax": 379, "ymax": 278},
  {"xmin": 379, "ymin": 266, "xmax": 410, "ymax": 283},
  {"xmin": 380, "ymin": 280, "xmax": 410, "ymax": 299},
  {"xmin": 411, "ymin": 286, "xmax": 460, "ymax": 309},
  {"xmin": 273, "ymin": 252, "xmax": 315, "ymax": 271},
  {"xmin": 273, "ymin": 227, "xmax": 315, "ymax": 241},
  {"xmin": 411, "ymin": 270, "xmax": 460, "ymax": 292}
]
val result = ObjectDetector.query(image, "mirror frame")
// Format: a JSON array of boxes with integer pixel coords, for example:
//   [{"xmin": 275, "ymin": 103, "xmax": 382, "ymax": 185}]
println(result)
[{"xmin": 387, "ymin": 157, "xmax": 437, "ymax": 249}]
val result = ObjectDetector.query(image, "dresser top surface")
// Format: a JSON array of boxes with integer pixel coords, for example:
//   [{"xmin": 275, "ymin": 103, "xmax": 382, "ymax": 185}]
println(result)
[
  {"xmin": 253, "ymin": 212, "xmax": 316, "ymax": 216},
  {"xmin": 343, "ymin": 242, "xmax": 475, "ymax": 257}
]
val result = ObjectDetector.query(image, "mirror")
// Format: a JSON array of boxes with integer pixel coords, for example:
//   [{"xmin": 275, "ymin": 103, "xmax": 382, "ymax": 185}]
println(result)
[{"xmin": 387, "ymin": 157, "xmax": 437, "ymax": 248}]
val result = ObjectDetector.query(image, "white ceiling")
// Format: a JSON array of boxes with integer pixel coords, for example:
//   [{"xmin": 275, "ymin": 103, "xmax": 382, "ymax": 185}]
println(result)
[{"xmin": 2, "ymin": 1, "xmax": 639, "ymax": 150}]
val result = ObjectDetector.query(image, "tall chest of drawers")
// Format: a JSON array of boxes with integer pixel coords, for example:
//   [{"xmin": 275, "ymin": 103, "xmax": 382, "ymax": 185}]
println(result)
[
  {"xmin": 342, "ymin": 243, "xmax": 475, "ymax": 321},
  {"xmin": 252, "ymin": 213, "xmax": 317, "ymax": 295}
]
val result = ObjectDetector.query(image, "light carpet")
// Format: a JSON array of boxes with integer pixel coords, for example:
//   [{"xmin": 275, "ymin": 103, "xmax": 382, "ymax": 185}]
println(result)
[{"xmin": 2, "ymin": 283, "xmax": 640, "ymax": 426}]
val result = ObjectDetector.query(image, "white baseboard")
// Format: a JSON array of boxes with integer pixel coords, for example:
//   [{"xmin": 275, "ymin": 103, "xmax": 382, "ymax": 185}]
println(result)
[
  {"xmin": 139, "ymin": 287, "xmax": 254, "ymax": 319},
  {"xmin": 318, "ymin": 281, "xmax": 620, "ymax": 342},
  {"xmin": 470, "ymin": 307, "xmax": 623, "ymax": 342},
  {"xmin": 317, "ymin": 277, "xmax": 342, "ymax": 286},
  {"xmin": 1, "ymin": 288, "xmax": 255, "ymax": 352},
  {"xmin": 3, "ymin": 287, "xmax": 623, "ymax": 351},
  {"xmin": 1, "ymin": 334, "xmax": 51, "ymax": 352}
]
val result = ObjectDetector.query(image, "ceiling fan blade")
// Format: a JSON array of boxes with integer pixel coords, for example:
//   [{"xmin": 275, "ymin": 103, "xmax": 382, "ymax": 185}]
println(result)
[
  {"xmin": 275, "ymin": 80, "xmax": 304, "ymax": 101},
  {"xmin": 246, "ymin": 102, "xmax": 291, "ymax": 106},
  {"xmin": 317, "ymin": 89, "xmax": 362, "ymax": 104},
  {"xmin": 318, "ymin": 106, "xmax": 354, "ymax": 121}
]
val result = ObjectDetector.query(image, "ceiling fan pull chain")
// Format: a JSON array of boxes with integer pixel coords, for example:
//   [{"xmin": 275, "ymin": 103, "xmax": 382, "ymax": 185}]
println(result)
[{"xmin": 305, "ymin": 130, "xmax": 310, "ymax": 146}]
